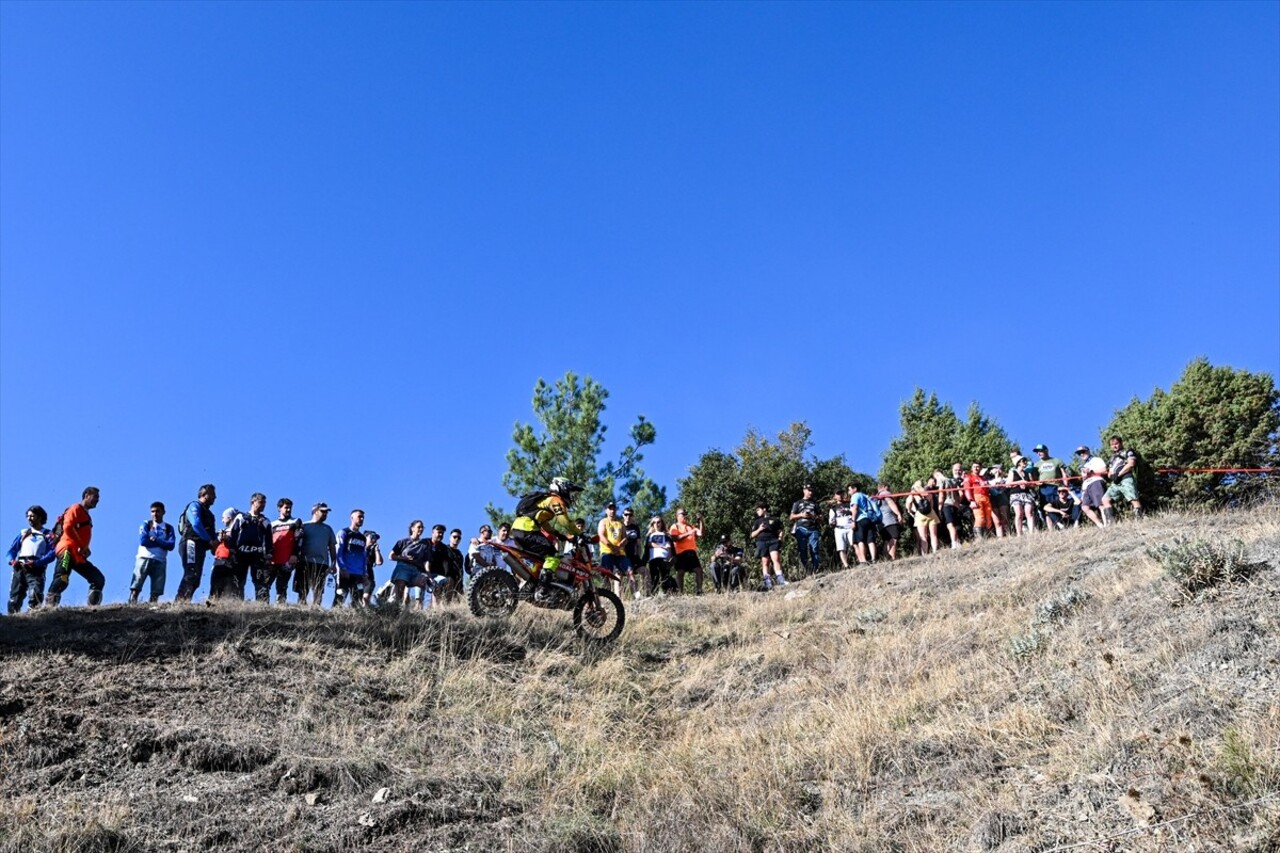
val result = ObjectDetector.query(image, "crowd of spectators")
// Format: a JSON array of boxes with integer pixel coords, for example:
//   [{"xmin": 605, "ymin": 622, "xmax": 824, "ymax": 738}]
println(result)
[{"xmin": 6, "ymin": 437, "xmax": 1148, "ymax": 613}]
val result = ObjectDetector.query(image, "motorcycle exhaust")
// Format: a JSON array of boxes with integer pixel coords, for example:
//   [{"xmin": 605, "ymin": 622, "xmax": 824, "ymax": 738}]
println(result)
[{"xmin": 503, "ymin": 553, "xmax": 532, "ymax": 582}]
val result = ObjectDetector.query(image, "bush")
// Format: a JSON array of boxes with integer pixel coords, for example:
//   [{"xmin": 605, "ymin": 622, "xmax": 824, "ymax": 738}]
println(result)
[
  {"xmin": 1034, "ymin": 587, "xmax": 1091, "ymax": 625},
  {"xmin": 1146, "ymin": 536, "xmax": 1248, "ymax": 596}
]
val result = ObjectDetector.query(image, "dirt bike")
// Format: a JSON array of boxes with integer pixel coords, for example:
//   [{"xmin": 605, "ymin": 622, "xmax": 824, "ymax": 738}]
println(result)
[{"xmin": 467, "ymin": 540, "xmax": 626, "ymax": 643}]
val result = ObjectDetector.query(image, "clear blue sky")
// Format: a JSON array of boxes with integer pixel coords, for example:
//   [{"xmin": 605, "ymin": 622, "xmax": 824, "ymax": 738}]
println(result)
[{"xmin": 2, "ymin": 1, "xmax": 1277, "ymax": 604}]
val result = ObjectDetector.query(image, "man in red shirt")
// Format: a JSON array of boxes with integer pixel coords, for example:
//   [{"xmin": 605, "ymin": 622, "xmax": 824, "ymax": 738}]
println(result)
[
  {"xmin": 962, "ymin": 463, "xmax": 1004, "ymax": 540},
  {"xmin": 48, "ymin": 486, "xmax": 107, "ymax": 607}
]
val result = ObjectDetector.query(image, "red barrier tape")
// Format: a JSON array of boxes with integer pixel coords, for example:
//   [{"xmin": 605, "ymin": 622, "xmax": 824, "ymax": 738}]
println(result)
[{"xmin": 856, "ymin": 467, "xmax": 1274, "ymax": 502}]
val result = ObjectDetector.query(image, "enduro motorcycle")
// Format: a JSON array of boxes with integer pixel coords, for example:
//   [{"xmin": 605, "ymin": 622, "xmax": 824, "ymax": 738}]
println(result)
[{"xmin": 467, "ymin": 541, "xmax": 626, "ymax": 642}]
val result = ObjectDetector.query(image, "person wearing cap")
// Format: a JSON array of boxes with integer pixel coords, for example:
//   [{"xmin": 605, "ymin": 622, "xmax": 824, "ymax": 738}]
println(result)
[
  {"xmin": 1075, "ymin": 446, "xmax": 1108, "ymax": 528},
  {"xmin": 597, "ymin": 502, "xmax": 637, "ymax": 599},
  {"xmin": 788, "ymin": 484, "xmax": 822, "ymax": 575},
  {"xmin": 621, "ymin": 508, "xmax": 643, "ymax": 584},
  {"xmin": 208, "ymin": 506, "xmax": 241, "ymax": 599},
  {"xmin": 1043, "ymin": 485, "xmax": 1078, "ymax": 530},
  {"xmin": 1032, "ymin": 445, "xmax": 1069, "ymax": 510},
  {"xmin": 1102, "ymin": 435, "xmax": 1143, "ymax": 522},
  {"xmin": 297, "ymin": 502, "xmax": 337, "ymax": 605}
]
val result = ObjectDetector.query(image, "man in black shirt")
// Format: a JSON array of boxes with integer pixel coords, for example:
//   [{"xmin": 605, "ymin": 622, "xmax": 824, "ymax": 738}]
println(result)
[
  {"xmin": 621, "ymin": 508, "xmax": 642, "ymax": 574},
  {"xmin": 788, "ymin": 484, "xmax": 821, "ymax": 575},
  {"xmin": 749, "ymin": 503, "xmax": 788, "ymax": 591},
  {"xmin": 710, "ymin": 534, "xmax": 745, "ymax": 593}
]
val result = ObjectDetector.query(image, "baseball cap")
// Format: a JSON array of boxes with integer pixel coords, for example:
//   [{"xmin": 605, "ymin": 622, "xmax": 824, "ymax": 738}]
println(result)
[
  {"xmin": 312, "ymin": 502, "xmax": 330, "ymax": 513},
  {"xmin": 1033, "ymin": 444, "xmax": 1048, "ymax": 452},
  {"xmin": 605, "ymin": 501, "xmax": 617, "ymax": 510},
  {"xmin": 1074, "ymin": 445, "xmax": 1090, "ymax": 455}
]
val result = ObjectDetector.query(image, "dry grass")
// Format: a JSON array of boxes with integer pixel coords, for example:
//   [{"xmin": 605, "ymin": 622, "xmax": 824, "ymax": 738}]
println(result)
[{"xmin": 1, "ymin": 507, "xmax": 1277, "ymax": 852}]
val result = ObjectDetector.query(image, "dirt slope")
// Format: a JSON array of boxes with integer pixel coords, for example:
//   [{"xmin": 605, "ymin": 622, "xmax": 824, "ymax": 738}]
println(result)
[{"xmin": 2, "ymin": 508, "xmax": 1277, "ymax": 853}]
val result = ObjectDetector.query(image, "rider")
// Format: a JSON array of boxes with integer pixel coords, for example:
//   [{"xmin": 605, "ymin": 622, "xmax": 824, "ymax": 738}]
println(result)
[{"xmin": 511, "ymin": 477, "xmax": 584, "ymax": 585}]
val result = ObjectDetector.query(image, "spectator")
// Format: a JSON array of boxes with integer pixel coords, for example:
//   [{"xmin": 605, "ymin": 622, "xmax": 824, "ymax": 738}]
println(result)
[
  {"xmin": 270, "ymin": 498, "xmax": 304, "ymax": 605},
  {"xmin": 1032, "ymin": 444, "xmax": 1070, "ymax": 507},
  {"xmin": 7, "ymin": 505, "xmax": 54, "ymax": 613},
  {"xmin": 176, "ymin": 484, "xmax": 219, "ymax": 602},
  {"xmin": 363, "ymin": 530, "xmax": 384, "ymax": 604},
  {"xmin": 875, "ymin": 483, "xmax": 904, "ymax": 561},
  {"xmin": 386, "ymin": 520, "xmax": 436, "ymax": 605},
  {"xmin": 48, "ymin": 486, "xmax": 106, "ymax": 608},
  {"xmin": 333, "ymin": 510, "xmax": 370, "ymax": 607},
  {"xmin": 828, "ymin": 489, "xmax": 855, "ymax": 569},
  {"xmin": 496, "ymin": 523, "xmax": 515, "ymax": 549},
  {"xmin": 935, "ymin": 465, "xmax": 965, "ymax": 549},
  {"xmin": 598, "ymin": 502, "xmax": 637, "ymax": 600},
  {"xmin": 444, "ymin": 528, "xmax": 466, "ymax": 602},
  {"xmin": 1007, "ymin": 456, "xmax": 1037, "ymax": 536},
  {"xmin": 749, "ymin": 503, "xmax": 787, "ymax": 590},
  {"xmin": 645, "ymin": 516, "xmax": 675, "ymax": 595},
  {"xmin": 710, "ymin": 533, "xmax": 745, "ymax": 592},
  {"xmin": 229, "ymin": 493, "xmax": 273, "ymax": 601},
  {"xmin": 849, "ymin": 483, "xmax": 881, "ymax": 564},
  {"xmin": 466, "ymin": 524, "xmax": 501, "ymax": 581},
  {"xmin": 963, "ymin": 463, "xmax": 1004, "ymax": 539},
  {"xmin": 1075, "ymin": 445, "xmax": 1108, "ymax": 528},
  {"xmin": 420, "ymin": 524, "xmax": 452, "ymax": 607},
  {"xmin": 621, "ymin": 508, "xmax": 643, "ymax": 584},
  {"xmin": 669, "ymin": 507, "xmax": 705, "ymax": 595},
  {"xmin": 788, "ymin": 484, "xmax": 822, "ymax": 575},
  {"xmin": 1103, "ymin": 435, "xmax": 1143, "ymax": 521},
  {"xmin": 298, "ymin": 502, "xmax": 338, "ymax": 605},
  {"xmin": 987, "ymin": 462, "xmax": 1011, "ymax": 533},
  {"xmin": 907, "ymin": 481, "xmax": 940, "ymax": 555},
  {"xmin": 208, "ymin": 507, "xmax": 240, "ymax": 599},
  {"xmin": 1042, "ymin": 485, "xmax": 1077, "ymax": 530},
  {"xmin": 129, "ymin": 501, "xmax": 175, "ymax": 603}
]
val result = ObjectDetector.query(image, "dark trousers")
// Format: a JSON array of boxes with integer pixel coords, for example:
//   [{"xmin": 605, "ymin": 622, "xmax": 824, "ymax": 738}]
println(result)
[
  {"xmin": 47, "ymin": 552, "xmax": 105, "ymax": 606},
  {"xmin": 8, "ymin": 565, "xmax": 46, "ymax": 613},
  {"xmin": 241, "ymin": 556, "xmax": 271, "ymax": 602},
  {"xmin": 209, "ymin": 560, "xmax": 241, "ymax": 599},
  {"xmin": 176, "ymin": 539, "xmax": 210, "ymax": 601},
  {"xmin": 272, "ymin": 563, "xmax": 293, "ymax": 601}
]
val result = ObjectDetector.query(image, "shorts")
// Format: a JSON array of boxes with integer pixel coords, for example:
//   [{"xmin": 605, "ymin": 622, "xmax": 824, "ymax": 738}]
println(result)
[
  {"xmin": 1106, "ymin": 478, "xmax": 1139, "ymax": 503},
  {"xmin": 756, "ymin": 539, "xmax": 780, "ymax": 558},
  {"xmin": 941, "ymin": 505, "xmax": 961, "ymax": 526},
  {"xmin": 853, "ymin": 518, "xmax": 877, "ymax": 545},
  {"xmin": 833, "ymin": 527, "xmax": 855, "ymax": 552},
  {"xmin": 601, "ymin": 553, "xmax": 632, "ymax": 574},
  {"xmin": 1010, "ymin": 492, "xmax": 1036, "ymax": 508},
  {"xmin": 391, "ymin": 562, "xmax": 427, "ymax": 585},
  {"xmin": 674, "ymin": 550, "xmax": 701, "ymax": 572},
  {"xmin": 881, "ymin": 523, "xmax": 901, "ymax": 542},
  {"xmin": 1082, "ymin": 480, "xmax": 1105, "ymax": 508}
]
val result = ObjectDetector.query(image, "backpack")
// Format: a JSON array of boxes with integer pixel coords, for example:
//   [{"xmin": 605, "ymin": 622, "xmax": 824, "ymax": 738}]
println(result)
[
  {"xmin": 515, "ymin": 491, "xmax": 549, "ymax": 518},
  {"xmin": 178, "ymin": 501, "xmax": 196, "ymax": 539},
  {"xmin": 856, "ymin": 493, "xmax": 881, "ymax": 522},
  {"xmin": 50, "ymin": 507, "xmax": 68, "ymax": 544}
]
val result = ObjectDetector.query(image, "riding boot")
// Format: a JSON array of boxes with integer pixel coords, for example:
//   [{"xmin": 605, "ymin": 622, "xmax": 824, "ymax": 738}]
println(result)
[{"xmin": 128, "ymin": 590, "xmax": 140, "ymax": 604}]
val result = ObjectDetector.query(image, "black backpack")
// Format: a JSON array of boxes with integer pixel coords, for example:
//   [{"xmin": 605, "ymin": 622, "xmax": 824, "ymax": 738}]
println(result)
[
  {"xmin": 515, "ymin": 491, "xmax": 549, "ymax": 518},
  {"xmin": 50, "ymin": 508, "xmax": 68, "ymax": 544}
]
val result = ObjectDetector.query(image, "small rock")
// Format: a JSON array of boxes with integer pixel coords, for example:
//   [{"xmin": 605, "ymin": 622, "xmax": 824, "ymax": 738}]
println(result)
[
  {"xmin": 305, "ymin": 793, "xmax": 320, "ymax": 806},
  {"xmin": 358, "ymin": 812, "xmax": 376, "ymax": 827},
  {"xmin": 181, "ymin": 795, "xmax": 198, "ymax": 803},
  {"xmin": 372, "ymin": 787, "xmax": 390, "ymax": 803},
  {"xmin": 784, "ymin": 589, "xmax": 810, "ymax": 601}
]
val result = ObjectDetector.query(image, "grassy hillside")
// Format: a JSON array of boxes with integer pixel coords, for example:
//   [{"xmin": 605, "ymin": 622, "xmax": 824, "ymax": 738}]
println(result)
[{"xmin": 2, "ymin": 508, "xmax": 1277, "ymax": 853}]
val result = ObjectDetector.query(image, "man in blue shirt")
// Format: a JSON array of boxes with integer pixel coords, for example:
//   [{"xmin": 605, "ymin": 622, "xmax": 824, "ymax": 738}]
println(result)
[
  {"xmin": 130, "ymin": 502, "xmax": 175, "ymax": 604},
  {"xmin": 176, "ymin": 484, "xmax": 218, "ymax": 601},
  {"xmin": 333, "ymin": 509, "xmax": 369, "ymax": 607}
]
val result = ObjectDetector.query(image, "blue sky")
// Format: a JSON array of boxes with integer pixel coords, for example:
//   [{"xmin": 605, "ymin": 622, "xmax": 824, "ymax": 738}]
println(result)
[{"xmin": 2, "ymin": 1, "xmax": 1277, "ymax": 604}]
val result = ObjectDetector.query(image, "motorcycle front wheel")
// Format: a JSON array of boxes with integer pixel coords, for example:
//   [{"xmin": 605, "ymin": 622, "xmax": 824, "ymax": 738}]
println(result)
[
  {"xmin": 468, "ymin": 567, "xmax": 519, "ymax": 618},
  {"xmin": 573, "ymin": 587, "xmax": 625, "ymax": 642}
]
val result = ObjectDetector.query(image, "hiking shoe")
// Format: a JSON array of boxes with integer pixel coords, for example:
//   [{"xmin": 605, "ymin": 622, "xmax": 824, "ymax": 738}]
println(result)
[
  {"xmin": 775, "ymin": 574, "xmax": 789, "ymax": 587},
  {"xmin": 762, "ymin": 576, "xmax": 774, "ymax": 591}
]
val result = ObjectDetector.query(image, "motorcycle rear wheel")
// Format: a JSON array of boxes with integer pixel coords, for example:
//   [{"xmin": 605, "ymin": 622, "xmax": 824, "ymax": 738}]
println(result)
[
  {"xmin": 573, "ymin": 587, "xmax": 625, "ymax": 642},
  {"xmin": 468, "ymin": 567, "xmax": 519, "ymax": 618}
]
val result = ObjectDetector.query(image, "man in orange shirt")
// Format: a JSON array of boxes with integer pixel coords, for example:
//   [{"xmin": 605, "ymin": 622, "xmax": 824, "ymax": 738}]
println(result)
[
  {"xmin": 669, "ymin": 507, "xmax": 705, "ymax": 594},
  {"xmin": 48, "ymin": 486, "xmax": 107, "ymax": 607},
  {"xmin": 962, "ymin": 463, "xmax": 1004, "ymax": 539}
]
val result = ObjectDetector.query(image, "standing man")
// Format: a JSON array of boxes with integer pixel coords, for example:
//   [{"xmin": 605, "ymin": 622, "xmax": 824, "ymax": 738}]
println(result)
[
  {"xmin": 1032, "ymin": 445, "xmax": 1070, "ymax": 506},
  {"xmin": 363, "ymin": 531, "xmax": 384, "ymax": 604},
  {"xmin": 749, "ymin": 503, "xmax": 787, "ymax": 590},
  {"xmin": 849, "ymin": 483, "xmax": 881, "ymax": 565},
  {"xmin": 828, "ymin": 490, "xmax": 855, "ymax": 569},
  {"xmin": 963, "ymin": 463, "xmax": 1004, "ymax": 539},
  {"xmin": 229, "ymin": 493, "xmax": 273, "ymax": 601},
  {"xmin": 48, "ymin": 487, "xmax": 106, "ymax": 607},
  {"xmin": 1103, "ymin": 435, "xmax": 1143, "ymax": 522},
  {"xmin": 621, "ymin": 508, "xmax": 643, "ymax": 587},
  {"xmin": 444, "ymin": 528, "xmax": 466, "ymax": 602},
  {"xmin": 176, "ymin": 484, "xmax": 219, "ymax": 601},
  {"xmin": 8, "ymin": 506, "xmax": 55, "ymax": 613},
  {"xmin": 270, "ymin": 498, "xmax": 304, "ymax": 605},
  {"xmin": 129, "ymin": 501, "xmax": 175, "ymax": 603},
  {"xmin": 298, "ymin": 502, "xmax": 338, "ymax": 606},
  {"xmin": 1075, "ymin": 445, "xmax": 1109, "ymax": 529},
  {"xmin": 333, "ymin": 510, "xmax": 369, "ymax": 607},
  {"xmin": 597, "ymin": 502, "xmax": 636, "ymax": 599},
  {"xmin": 936, "ymin": 464, "xmax": 965, "ymax": 549},
  {"xmin": 421, "ymin": 524, "xmax": 452, "ymax": 607},
  {"xmin": 788, "ymin": 484, "xmax": 822, "ymax": 575},
  {"xmin": 669, "ymin": 507, "xmax": 705, "ymax": 594}
]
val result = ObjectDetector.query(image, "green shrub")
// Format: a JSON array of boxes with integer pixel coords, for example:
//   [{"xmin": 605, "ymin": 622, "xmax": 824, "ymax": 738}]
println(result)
[
  {"xmin": 1146, "ymin": 536, "xmax": 1247, "ymax": 596},
  {"xmin": 1034, "ymin": 587, "xmax": 1091, "ymax": 624}
]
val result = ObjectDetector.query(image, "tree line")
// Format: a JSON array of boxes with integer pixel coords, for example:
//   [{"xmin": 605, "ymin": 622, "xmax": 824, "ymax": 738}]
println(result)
[{"xmin": 487, "ymin": 359, "xmax": 1279, "ymax": 559}]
